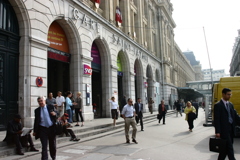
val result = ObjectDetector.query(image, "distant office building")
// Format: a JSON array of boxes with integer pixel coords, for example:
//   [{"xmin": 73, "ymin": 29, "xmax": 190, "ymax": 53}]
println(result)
[
  {"xmin": 183, "ymin": 51, "xmax": 204, "ymax": 81},
  {"xmin": 230, "ymin": 30, "xmax": 240, "ymax": 76},
  {"xmin": 202, "ymin": 69, "xmax": 226, "ymax": 81}
]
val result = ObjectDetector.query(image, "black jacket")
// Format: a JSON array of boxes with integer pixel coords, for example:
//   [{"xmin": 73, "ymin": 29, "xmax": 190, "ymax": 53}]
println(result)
[
  {"xmin": 158, "ymin": 104, "xmax": 167, "ymax": 114},
  {"xmin": 214, "ymin": 100, "xmax": 240, "ymax": 138},
  {"xmin": 3, "ymin": 120, "xmax": 22, "ymax": 143},
  {"xmin": 33, "ymin": 105, "xmax": 56, "ymax": 139},
  {"xmin": 134, "ymin": 102, "xmax": 143, "ymax": 118}
]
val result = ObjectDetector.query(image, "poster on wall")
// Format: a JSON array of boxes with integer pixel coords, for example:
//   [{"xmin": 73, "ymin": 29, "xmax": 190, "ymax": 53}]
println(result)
[{"xmin": 47, "ymin": 21, "xmax": 71, "ymax": 63}]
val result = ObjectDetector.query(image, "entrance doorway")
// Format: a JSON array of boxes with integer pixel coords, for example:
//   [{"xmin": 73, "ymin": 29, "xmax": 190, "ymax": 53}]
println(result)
[
  {"xmin": 91, "ymin": 42, "xmax": 103, "ymax": 118},
  {"xmin": 0, "ymin": 0, "xmax": 19, "ymax": 130},
  {"xmin": 47, "ymin": 21, "xmax": 70, "ymax": 97},
  {"xmin": 92, "ymin": 70, "xmax": 102, "ymax": 118},
  {"xmin": 47, "ymin": 59, "xmax": 70, "ymax": 96}
]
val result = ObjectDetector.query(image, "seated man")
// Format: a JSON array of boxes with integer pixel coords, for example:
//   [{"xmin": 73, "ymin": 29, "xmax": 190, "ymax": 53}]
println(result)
[
  {"xmin": 59, "ymin": 113, "xmax": 80, "ymax": 141},
  {"xmin": 3, "ymin": 114, "xmax": 38, "ymax": 155}
]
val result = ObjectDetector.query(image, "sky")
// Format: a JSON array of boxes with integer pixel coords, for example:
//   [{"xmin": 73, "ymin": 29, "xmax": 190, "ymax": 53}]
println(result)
[{"xmin": 171, "ymin": 0, "xmax": 240, "ymax": 74}]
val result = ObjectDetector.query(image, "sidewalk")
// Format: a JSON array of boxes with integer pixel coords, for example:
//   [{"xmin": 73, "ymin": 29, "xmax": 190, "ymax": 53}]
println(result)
[{"xmin": 0, "ymin": 110, "xmax": 160, "ymax": 141}]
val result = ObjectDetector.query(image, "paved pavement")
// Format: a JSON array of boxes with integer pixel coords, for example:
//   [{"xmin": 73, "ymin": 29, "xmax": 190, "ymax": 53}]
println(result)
[{"xmin": 3, "ymin": 108, "xmax": 240, "ymax": 160}]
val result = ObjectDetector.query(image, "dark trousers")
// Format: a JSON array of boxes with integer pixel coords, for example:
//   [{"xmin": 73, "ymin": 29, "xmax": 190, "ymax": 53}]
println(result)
[
  {"xmin": 39, "ymin": 126, "xmax": 56, "ymax": 160},
  {"xmin": 159, "ymin": 113, "xmax": 165, "ymax": 124},
  {"xmin": 75, "ymin": 108, "xmax": 84, "ymax": 122},
  {"xmin": 12, "ymin": 134, "xmax": 34, "ymax": 150},
  {"xmin": 187, "ymin": 119, "xmax": 194, "ymax": 130},
  {"xmin": 218, "ymin": 125, "xmax": 235, "ymax": 160},
  {"xmin": 63, "ymin": 127, "xmax": 76, "ymax": 139},
  {"xmin": 135, "ymin": 112, "xmax": 143, "ymax": 130}
]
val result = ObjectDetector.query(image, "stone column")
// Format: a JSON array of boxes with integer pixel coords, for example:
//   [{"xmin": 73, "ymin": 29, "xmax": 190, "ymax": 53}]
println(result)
[{"xmin": 81, "ymin": 54, "xmax": 94, "ymax": 121}]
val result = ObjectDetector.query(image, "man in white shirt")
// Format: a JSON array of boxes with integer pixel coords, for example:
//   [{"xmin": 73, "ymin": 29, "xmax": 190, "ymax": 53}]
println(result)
[
  {"xmin": 56, "ymin": 91, "xmax": 65, "ymax": 117},
  {"xmin": 122, "ymin": 98, "xmax": 138, "ymax": 144}
]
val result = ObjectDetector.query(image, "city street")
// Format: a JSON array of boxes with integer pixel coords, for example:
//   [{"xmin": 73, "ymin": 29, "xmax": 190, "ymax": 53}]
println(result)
[{"xmin": 5, "ymin": 108, "xmax": 240, "ymax": 160}]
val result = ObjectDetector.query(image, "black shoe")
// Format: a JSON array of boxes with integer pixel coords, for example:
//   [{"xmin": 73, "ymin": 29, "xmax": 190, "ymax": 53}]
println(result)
[
  {"xmin": 73, "ymin": 138, "xmax": 80, "ymax": 141},
  {"xmin": 30, "ymin": 147, "xmax": 39, "ymax": 152},
  {"xmin": 163, "ymin": 123, "xmax": 165, "ymax": 125},
  {"xmin": 70, "ymin": 138, "xmax": 74, "ymax": 141},
  {"xmin": 132, "ymin": 139, "xmax": 138, "ymax": 144},
  {"xmin": 126, "ymin": 140, "xmax": 130, "ymax": 144},
  {"xmin": 141, "ymin": 129, "xmax": 144, "ymax": 131},
  {"xmin": 75, "ymin": 124, "xmax": 80, "ymax": 126},
  {"xmin": 17, "ymin": 150, "xmax": 24, "ymax": 155}
]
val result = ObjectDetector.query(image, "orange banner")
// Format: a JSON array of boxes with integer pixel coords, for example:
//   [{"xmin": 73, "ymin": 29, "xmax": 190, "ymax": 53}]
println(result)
[{"xmin": 47, "ymin": 21, "xmax": 69, "ymax": 53}]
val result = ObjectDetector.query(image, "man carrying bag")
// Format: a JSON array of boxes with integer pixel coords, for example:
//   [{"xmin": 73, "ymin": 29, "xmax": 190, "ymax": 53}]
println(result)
[{"xmin": 213, "ymin": 88, "xmax": 240, "ymax": 160}]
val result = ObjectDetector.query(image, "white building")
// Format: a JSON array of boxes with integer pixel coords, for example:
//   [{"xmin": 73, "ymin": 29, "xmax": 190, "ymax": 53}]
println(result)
[
  {"xmin": 202, "ymin": 69, "xmax": 226, "ymax": 81},
  {"xmin": 0, "ymin": 0, "xmax": 195, "ymax": 130}
]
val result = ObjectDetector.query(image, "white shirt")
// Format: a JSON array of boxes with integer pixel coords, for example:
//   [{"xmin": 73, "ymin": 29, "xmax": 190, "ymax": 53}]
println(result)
[
  {"xmin": 56, "ymin": 96, "xmax": 65, "ymax": 106},
  {"xmin": 122, "ymin": 104, "xmax": 135, "ymax": 117},
  {"xmin": 109, "ymin": 100, "xmax": 118, "ymax": 109}
]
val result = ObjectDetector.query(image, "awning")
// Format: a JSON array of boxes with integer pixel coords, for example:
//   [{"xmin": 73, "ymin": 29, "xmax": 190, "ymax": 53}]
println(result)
[{"xmin": 177, "ymin": 87, "xmax": 204, "ymax": 101}]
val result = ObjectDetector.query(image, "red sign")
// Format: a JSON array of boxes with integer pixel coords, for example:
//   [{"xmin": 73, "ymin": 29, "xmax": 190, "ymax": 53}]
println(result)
[
  {"xmin": 36, "ymin": 77, "xmax": 43, "ymax": 87},
  {"xmin": 84, "ymin": 64, "xmax": 92, "ymax": 75}
]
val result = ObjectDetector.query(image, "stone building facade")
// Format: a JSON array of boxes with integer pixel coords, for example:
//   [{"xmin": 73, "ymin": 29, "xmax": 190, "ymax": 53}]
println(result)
[
  {"xmin": 0, "ymin": 0, "xmax": 195, "ymax": 129},
  {"xmin": 230, "ymin": 29, "xmax": 240, "ymax": 76}
]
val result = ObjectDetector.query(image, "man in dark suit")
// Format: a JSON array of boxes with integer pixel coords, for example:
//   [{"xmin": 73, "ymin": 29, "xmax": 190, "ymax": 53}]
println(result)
[
  {"xmin": 158, "ymin": 100, "xmax": 167, "ymax": 124},
  {"xmin": 134, "ymin": 98, "xmax": 144, "ymax": 131},
  {"xmin": 33, "ymin": 96, "xmax": 57, "ymax": 160},
  {"xmin": 214, "ymin": 88, "xmax": 240, "ymax": 160}
]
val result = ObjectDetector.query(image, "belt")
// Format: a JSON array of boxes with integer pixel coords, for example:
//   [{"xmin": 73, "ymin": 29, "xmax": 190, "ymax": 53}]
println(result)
[{"xmin": 39, "ymin": 125, "xmax": 53, "ymax": 129}]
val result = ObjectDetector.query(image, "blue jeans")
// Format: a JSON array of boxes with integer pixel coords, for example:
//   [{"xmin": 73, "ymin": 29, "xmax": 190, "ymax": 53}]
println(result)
[{"xmin": 66, "ymin": 109, "xmax": 73, "ymax": 123}]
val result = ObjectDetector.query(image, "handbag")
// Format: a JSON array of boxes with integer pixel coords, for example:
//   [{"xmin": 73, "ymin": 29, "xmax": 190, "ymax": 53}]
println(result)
[
  {"xmin": 157, "ymin": 114, "xmax": 162, "ymax": 119},
  {"xmin": 188, "ymin": 112, "xmax": 196, "ymax": 120},
  {"xmin": 55, "ymin": 121, "xmax": 63, "ymax": 135},
  {"xmin": 209, "ymin": 137, "xmax": 227, "ymax": 153}
]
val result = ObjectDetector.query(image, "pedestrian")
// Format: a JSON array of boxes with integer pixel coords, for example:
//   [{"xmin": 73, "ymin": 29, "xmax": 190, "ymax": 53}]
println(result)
[
  {"xmin": 70, "ymin": 93, "xmax": 75, "ymax": 121},
  {"xmin": 33, "ymin": 96, "xmax": 57, "ymax": 160},
  {"xmin": 56, "ymin": 91, "xmax": 65, "ymax": 117},
  {"xmin": 3, "ymin": 114, "xmax": 38, "ymax": 155},
  {"xmin": 59, "ymin": 113, "xmax": 80, "ymax": 141},
  {"xmin": 192, "ymin": 100, "xmax": 199, "ymax": 118},
  {"xmin": 46, "ymin": 92, "xmax": 57, "ymax": 109},
  {"xmin": 134, "ymin": 98, "xmax": 144, "ymax": 131},
  {"xmin": 158, "ymin": 100, "xmax": 167, "ymax": 124},
  {"xmin": 120, "ymin": 95, "xmax": 127, "ymax": 117},
  {"xmin": 122, "ymin": 98, "xmax": 138, "ymax": 144},
  {"xmin": 214, "ymin": 88, "xmax": 240, "ymax": 160},
  {"xmin": 184, "ymin": 101, "xmax": 196, "ymax": 132},
  {"xmin": 75, "ymin": 92, "xmax": 84, "ymax": 127},
  {"xmin": 148, "ymin": 97, "xmax": 154, "ymax": 114},
  {"xmin": 65, "ymin": 91, "xmax": 77, "ymax": 123},
  {"xmin": 176, "ymin": 100, "xmax": 182, "ymax": 117},
  {"xmin": 109, "ymin": 96, "xmax": 119, "ymax": 126}
]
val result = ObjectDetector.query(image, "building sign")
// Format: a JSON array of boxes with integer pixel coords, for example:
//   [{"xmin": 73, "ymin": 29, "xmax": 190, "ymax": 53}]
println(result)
[
  {"xmin": 47, "ymin": 21, "xmax": 70, "ymax": 63},
  {"xmin": 112, "ymin": 34, "xmax": 148, "ymax": 62},
  {"xmin": 84, "ymin": 64, "xmax": 92, "ymax": 75},
  {"xmin": 91, "ymin": 42, "xmax": 101, "ymax": 70},
  {"xmin": 72, "ymin": 8, "xmax": 101, "ymax": 33},
  {"xmin": 48, "ymin": 48, "xmax": 71, "ymax": 63},
  {"xmin": 36, "ymin": 77, "xmax": 43, "ymax": 87}
]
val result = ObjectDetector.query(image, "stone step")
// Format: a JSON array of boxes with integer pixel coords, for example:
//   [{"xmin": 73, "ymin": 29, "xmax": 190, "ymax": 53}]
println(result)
[{"xmin": 0, "ymin": 111, "xmax": 175, "ymax": 158}]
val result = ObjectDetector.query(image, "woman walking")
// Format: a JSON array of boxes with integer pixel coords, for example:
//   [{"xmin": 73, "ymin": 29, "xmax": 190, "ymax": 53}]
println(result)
[
  {"xmin": 75, "ymin": 92, "xmax": 84, "ymax": 127},
  {"xmin": 65, "ymin": 91, "xmax": 77, "ymax": 123},
  {"xmin": 109, "ymin": 97, "xmax": 119, "ymax": 126},
  {"xmin": 184, "ymin": 101, "xmax": 196, "ymax": 132},
  {"xmin": 148, "ymin": 98, "xmax": 154, "ymax": 114}
]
